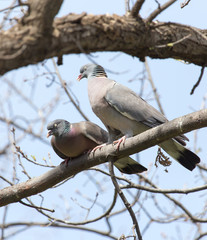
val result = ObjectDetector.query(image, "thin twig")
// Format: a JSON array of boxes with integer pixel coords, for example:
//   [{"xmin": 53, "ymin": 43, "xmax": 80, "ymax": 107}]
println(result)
[
  {"xmin": 52, "ymin": 59, "xmax": 89, "ymax": 121},
  {"xmin": 0, "ymin": 117, "xmax": 48, "ymax": 144},
  {"xmin": 1, "ymin": 206, "xmax": 8, "ymax": 240},
  {"xmin": 0, "ymin": 4, "xmax": 19, "ymax": 13},
  {"xmin": 0, "ymin": 176, "xmax": 13, "ymax": 186},
  {"xmin": 0, "ymin": 0, "xmax": 17, "ymax": 29},
  {"xmin": 155, "ymin": 34, "xmax": 191, "ymax": 48},
  {"xmin": 146, "ymin": 0, "xmax": 177, "ymax": 22},
  {"xmin": 190, "ymin": 65, "xmax": 206, "ymax": 95},
  {"xmin": 121, "ymin": 183, "xmax": 207, "ymax": 194},
  {"xmin": 139, "ymin": 175, "xmax": 207, "ymax": 223},
  {"xmin": 125, "ymin": 0, "xmax": 130, "ymax": 14},
  {"xmin": 154, "ymin": 0, "xmax": 161, "ymax": 8},
  {"xmin": 19, "ymin": 199, "xmax": 55, "ymax": 213},
  {"xmin": 181, "ymin": 0, "xmax": 191, "ymax": 8},
  {"xmin": 0, "ymin": 222, "xmax": 117, "ymax": 240},
  {"xmin": 108, "ymin": 157, "xmax": 143, "ymax": 240},
  {"xmin": 144, "ymin": 57, "xmax": 165, "ymax": 115},
  {"xmin": 11, "ymin": 128, "xmax": 52, "ymax": 168},
  {"xmin": 195, "ymin": 232, "xmax": 207, "ymax": 240},
  {"xmin": 24, "ymin": 187, "xmax": 118, "ymax": 227}
]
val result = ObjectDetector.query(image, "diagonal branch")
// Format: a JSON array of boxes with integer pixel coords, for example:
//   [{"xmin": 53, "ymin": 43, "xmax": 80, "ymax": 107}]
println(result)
[
  {"xmin": 146, "ymin": 0, "xmax": 177, "ymax": 22},
  {"xmin": 181, "ymin": 0, "xmax": 192, "ymax": 9},
  {"xmin": 52, "ymin": 59, "xmax": 89, "ymax": 121},
  {"xmin": 109, "ymin": 158, "xmax": 142, "ymax": 240},
  {"xmin": 190, "ymin": 65, "xmax": 206, "ymax": 95},
  {"xmin": 144, "ymin": 57, "xmax": 165, "ymax": 115},
  {"xmin": 130, "ymin": 0, "xmax": 145, "ymax": 18},
  {"xmin": 0, "ymin": 109, "xmax": 207, "ymax": 207}
]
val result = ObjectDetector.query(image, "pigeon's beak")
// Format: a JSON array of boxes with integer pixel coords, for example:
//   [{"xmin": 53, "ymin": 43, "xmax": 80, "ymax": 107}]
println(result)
[
  {"xmin": 47, "ymin": 130, "xmax": 52, "ymax": 138},
  {"xmin": 77, "ymin": 74, "xmax": 82, "ymax": 81}
]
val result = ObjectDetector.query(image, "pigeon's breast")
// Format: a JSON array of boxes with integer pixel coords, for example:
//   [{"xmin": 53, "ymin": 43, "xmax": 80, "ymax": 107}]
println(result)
[
  {"xmin": 54, "ymin": 133, "xmax": 97, "ymax": 158},
  {"xmin": 88, "ymin": 77, "xmax": 114, "ymax": 115}
]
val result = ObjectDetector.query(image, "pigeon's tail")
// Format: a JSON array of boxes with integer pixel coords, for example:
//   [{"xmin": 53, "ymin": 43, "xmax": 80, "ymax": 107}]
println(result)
[
  {"xmin": 160, "ymin": 139, "xmax": 200, "ymax": 171},
  {"xmin": 114, "ymin": 157, "xmax": 147, "ymax": 174}
]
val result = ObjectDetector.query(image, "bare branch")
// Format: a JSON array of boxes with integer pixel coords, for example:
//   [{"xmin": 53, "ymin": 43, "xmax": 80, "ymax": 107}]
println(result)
[
  {"xmin": 130, "ymin": 0, "xmax": 145, "ymax": 18},
  {"xmin": 139, "ymin": 175, "xmax": 207, "ymax": 223},
  {"xmin": 121, "ymin": 182, "xmax": 207, "ymax": 194},
  {"xmin": 154, "ymin": 33, "xmax": 191, "ymax": 48},
  {"xmin": 190, "ymin": 65, "xmax": 206, "ymax": 95},
  {"xmin": 109, "ymin": 158, "xmax": 142, "ymax": 240},
  {"xmin": 125, "ymin": 0, "xmax": 130, "ymax": 13},
  {"xmin": 1, "ymin": 206, "xmax": 8, "ymax": 240},
  {"xmin": 19, "ymin": 199, "xmax": 54, "ymax": 213},
  {"xmin": 0, "ymin": 117, "xmax": 48, "ymax": 144},
  {"xmin": 0, "ymin": 0, "xmax": 18, "ymax": 29},
  {"xmin": 52, "ymin": 59, "xmax": 89, "ymax": 121},
  {"xmin": 0, "ymin": 222, "xmax": 117, "ymax": 240},
  {"xmin": 195, "ymin": 232, "xmax": 207, "ymax": 240},
  {"xmin": 181, "ymin": 0, "xmax": 192, "ymax": 9},
  {"xmin": 0, "ymin": 109, "xmax": 206, "ymax": 207},
  {"xmin": 146, "ymin": 0, "xmax": 177, "ymax": 22},
  {"xmin": 16, "ymin": 193, "xmax": 117, "ymax": 230},
  {"xmin": 144, "ymin": 57, "xmax": 165, "ymax": 115},
  {"xmin": 1, "ymin": 12, "xmax": 207, "ymax": 75}
]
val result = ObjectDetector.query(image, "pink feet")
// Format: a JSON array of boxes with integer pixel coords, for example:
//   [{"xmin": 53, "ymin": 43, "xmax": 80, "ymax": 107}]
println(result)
[
  {"xmin": 89, "ymin": 143, "xmax": 107, "ymax": 155},
  {"xmin": 89, "ymin": 136, "xmax": 127, "ymax": 155},
  {"xmin": 60, "ymin": 158, "xmax": 71, "ymax": 166},
  {"xmin": 113, "ymin": 136, "xmax": 126, "ymax": 151}
]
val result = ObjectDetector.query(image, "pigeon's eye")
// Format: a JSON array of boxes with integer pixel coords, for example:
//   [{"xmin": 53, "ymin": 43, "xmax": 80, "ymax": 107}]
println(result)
[{"xmin": 54, "ymin": 123, "xmax": 57, "ymax": 127}]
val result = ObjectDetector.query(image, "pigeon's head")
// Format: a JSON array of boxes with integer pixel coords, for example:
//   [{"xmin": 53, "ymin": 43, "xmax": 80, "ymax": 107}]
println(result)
[
  {"xmin": 47, "ymin": 119, "xmax": 70, "ymax": 138},
  {"xmin": 77, "ymin": 64, "xmax": 107, "ymax": 81}
]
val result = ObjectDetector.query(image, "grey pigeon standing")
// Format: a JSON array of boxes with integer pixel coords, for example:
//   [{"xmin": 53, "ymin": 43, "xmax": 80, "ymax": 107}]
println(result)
[
  {"xmin": 47, "ymin": 119, "xmax": 147, "ymax": 174},
  {"xmin": 77, "ymin": 64, "xmax": 200, "ymax": 171}
]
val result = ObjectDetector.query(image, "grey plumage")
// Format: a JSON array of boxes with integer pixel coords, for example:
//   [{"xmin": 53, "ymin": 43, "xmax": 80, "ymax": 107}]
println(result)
[
  {"xmin": 77, "ymin": 63, "xmax": 200, "ymax": 171},
  {"xmin": 47, "ymin": 119, "xmax": 147, "ymax": 174}
]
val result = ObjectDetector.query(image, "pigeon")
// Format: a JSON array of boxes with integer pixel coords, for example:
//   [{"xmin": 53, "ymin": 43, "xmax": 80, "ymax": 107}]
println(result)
[
  {"xmin": 47, "ymin": 119, "xmax": 147, "ymax": 174},
  {"xmin": 77, "ymin": 63, "xmax": 200, "ymax": 171}
]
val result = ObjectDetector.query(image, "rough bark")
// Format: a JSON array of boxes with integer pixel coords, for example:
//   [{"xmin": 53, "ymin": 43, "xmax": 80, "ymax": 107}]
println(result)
[
  {"xmin": 0, "ymin": 0, "xmax": 207, "ymax": 75},
  {"xmin": 0, "ymin": 109, "xmax": 207, "ymax": 207}
]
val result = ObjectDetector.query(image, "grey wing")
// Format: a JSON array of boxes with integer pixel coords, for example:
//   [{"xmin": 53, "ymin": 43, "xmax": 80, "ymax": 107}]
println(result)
[
  {"xmin": 105, "ymin": 83, "xmax": 167, "ymax": 128},
  {"xmin": 81, "ymin": 121, "xmax": 109, "ymax": 144}
]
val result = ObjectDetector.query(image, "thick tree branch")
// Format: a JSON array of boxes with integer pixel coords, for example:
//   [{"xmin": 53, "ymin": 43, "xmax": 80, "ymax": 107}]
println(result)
[
  {"xmin": 23, "ymin": 0, "xmax": 63, "ymax": 33},
  {"xmin": 0, "ymin": 0, "xmax": 63, "ymax": 75},
  {"xmin": 1, "ymin": 10, "xmax": 207, "ymax": 75},
  {"xmin": 0, "ymin": 109, "xmax": 207, "ymax": 207}
]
